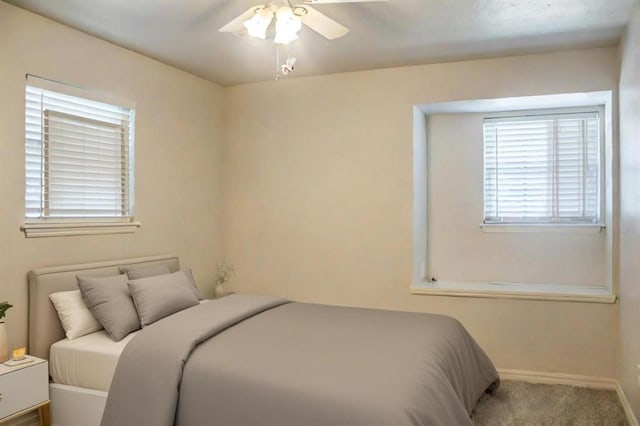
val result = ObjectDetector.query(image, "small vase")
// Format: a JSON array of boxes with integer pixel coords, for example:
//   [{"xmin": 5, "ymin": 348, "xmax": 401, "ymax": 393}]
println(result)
[
  {"xmin": 0, "ymin": 322, "xmax": 8, "ymax": 363},
  {"xmin": 214, "ymin": 283, "xmax": 228, "ymax": 298}
]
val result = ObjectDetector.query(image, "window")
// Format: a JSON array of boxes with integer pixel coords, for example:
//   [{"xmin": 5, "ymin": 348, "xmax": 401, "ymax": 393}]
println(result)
[
  {"xmin": 23, "ymin": 76, "xmax": 139, "ymax": 237},
  {"xmin": 412, "ymin": 93, "xmax": 615, "ymax": 303},
  {"xmin": 483, "ymin": 109, "xmax": 602, "ymax": 226}
]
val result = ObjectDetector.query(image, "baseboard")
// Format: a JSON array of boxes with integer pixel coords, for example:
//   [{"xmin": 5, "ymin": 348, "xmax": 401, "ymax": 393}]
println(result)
[
  {"xmin": 616, "ymin": 382, "xmax": 639, "ymax": 426},
  {"xmin": 498, "ymin": 368, "xmax": 618, "ymax": 389},
  {"xmin": 498, "ymin": 368, "xmax": 638, "ymax": 426}
]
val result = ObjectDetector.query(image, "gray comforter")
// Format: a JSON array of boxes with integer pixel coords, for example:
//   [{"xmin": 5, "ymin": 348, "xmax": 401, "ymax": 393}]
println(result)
[{"xmin": 102, "ymin": 295, "xmax": 499, "ymax": 426}]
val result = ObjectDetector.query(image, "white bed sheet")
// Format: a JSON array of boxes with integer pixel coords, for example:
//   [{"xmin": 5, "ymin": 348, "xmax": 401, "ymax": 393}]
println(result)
[
  {"xmin": 50, "ymin": 330, "xmax": 138, "ymax": 392},
  {"xmin": 49, "ymin": 301, "xmax": 210, "ymax": 392}
]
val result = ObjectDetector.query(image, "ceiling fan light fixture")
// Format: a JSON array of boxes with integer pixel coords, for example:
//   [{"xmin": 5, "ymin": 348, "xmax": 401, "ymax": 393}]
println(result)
[
  {"xmin": 243, "ymin": 7, "xmax": 273, "ymax": 39},
  {"xmin": 274, "ymin": 6, "xmax": 302, "ymax": 44}
]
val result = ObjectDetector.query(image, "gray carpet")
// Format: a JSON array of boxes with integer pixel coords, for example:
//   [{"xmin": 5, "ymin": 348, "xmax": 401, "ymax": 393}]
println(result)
[{"xmin": 472, "ymin": 380, "xmax": 628, "ymax": 425}]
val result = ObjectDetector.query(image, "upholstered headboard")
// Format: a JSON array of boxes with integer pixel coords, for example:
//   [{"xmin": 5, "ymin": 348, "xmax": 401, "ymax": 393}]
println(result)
[{"xmin": 28, "ymin": 254, "xmax": 180, "ymax": 360}]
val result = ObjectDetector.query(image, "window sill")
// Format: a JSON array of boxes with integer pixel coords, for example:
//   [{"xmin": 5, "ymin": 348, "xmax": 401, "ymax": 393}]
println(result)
[
  {"xmin": 480, "ymin": 223, "xmax": 605, "ymax": 234},
  {"xmin": 411, "ymin": 281, "xmax": 616, "ymax": 304},
  {"xmin": 22, "ymin": 221, "xmax": 141, "ymax": 238}
]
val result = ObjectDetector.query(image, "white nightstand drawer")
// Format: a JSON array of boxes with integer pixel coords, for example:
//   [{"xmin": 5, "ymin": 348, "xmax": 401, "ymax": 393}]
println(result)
[{"xmin": 0, "ymin": 361, "xmax": 48, "ymax": 420}]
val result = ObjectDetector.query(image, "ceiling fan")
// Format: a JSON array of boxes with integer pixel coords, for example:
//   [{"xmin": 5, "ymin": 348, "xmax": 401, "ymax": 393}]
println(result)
[{"xmin": 219, "ymin": 0, "xmax": 388, "ymax": 43}]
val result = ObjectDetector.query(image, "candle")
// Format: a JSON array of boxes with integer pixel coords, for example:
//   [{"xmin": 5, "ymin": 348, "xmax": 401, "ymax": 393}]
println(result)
[{"xmin": 11, "ymin": 346, "xmax": 26, "ymax": 361}]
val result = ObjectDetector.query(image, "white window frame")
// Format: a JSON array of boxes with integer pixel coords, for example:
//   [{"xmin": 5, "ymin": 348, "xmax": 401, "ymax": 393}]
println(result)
[
  {"xmin": 481, "ymin": 106, "xmax": 606, "ymax": 233},
  {"xmin": 22, "ymin": 75, "xmax": 140, "ymax": 238}
]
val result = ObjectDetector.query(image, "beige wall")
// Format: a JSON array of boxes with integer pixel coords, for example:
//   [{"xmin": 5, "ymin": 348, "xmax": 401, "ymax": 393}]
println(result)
[
  {"xmin": 618, "ymin": 3, "xmax": 640, "ymax": 416},
  {"xmin": 428, "ymin": 113, "xmax": 607, "ymax": 286},
  {"xmin": 223, "ymin": 47, "xmax": 620, "ymax": 377},
  {"xmin": 0, "ymin": 0, "xmax": 629, "ymax": 401},
  {"xmin": 0, "ymin": 2, "xmax": 225, "ymax": 348}
]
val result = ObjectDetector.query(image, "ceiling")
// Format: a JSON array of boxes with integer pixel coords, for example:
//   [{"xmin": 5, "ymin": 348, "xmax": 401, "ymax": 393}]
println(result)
[{"xmin": 4, "ymin": 0, "xmax": 638, "ymax": 86}]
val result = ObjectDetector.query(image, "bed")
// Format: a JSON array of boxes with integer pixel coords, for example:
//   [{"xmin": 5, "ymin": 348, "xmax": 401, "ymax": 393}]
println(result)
[{"xmin": 28, "ymin": 254, "xmax": 499, "ymax": 426}]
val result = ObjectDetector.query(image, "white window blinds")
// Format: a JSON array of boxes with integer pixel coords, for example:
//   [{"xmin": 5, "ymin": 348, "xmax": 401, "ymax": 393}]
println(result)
[
  {"xmin": 483, "ymin": 111, "xmax": 601, "ymax": 224},
  {"xmin": 25, "ymin": 82, "xmax": 135, "ymax": 220}
]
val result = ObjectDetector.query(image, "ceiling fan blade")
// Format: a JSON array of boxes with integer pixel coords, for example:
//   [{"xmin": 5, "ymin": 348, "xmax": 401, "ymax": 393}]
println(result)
[
  {"xmin": 219, "ymin": 6, "xmax": 263, "ymax": 33},
  {"xmin": 302, "ymin": 0, "xmax": 387, "ymax": 4},
  {"xmin": 298, "ymin": 6, "xmax": 349, "ymax": 40}
]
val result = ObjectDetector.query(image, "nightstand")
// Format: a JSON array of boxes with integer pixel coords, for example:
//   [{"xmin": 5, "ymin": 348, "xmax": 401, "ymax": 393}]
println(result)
[{"xmin": 0, "ymin": 356, "xmax": 50, "ymax": 426}]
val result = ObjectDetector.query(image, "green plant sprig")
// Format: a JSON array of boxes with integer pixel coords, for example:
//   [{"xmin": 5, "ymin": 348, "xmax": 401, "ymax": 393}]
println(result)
[{"xmin": 0, "ymin": 301, "xmax": 13, "ymax": 321}]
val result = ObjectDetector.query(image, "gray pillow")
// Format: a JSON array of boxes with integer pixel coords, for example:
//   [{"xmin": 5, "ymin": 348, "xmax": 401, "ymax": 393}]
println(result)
[
  {"xmin": 127, "ymin": 270, "xmax": 200, "ymax": 327},
  {"xmin": 120, "ymin": 264, "xmax": 203, "ymax": 300},
  {"xmin": 77, "ymin": 274, "xmax": 141, "ymax": 341},
  {"xmin": 181, "ymin": 268, "xmax": 203, "ymax": 300},
  {"xmin": 120, "ymin": 264, "xmax": 171, "ymax": 280}
]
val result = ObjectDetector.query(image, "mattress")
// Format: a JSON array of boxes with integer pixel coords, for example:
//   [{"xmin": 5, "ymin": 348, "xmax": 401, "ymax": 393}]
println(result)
[{"xmin": 50, "ymin": 330, "xmax": 137, "ymax": 392}]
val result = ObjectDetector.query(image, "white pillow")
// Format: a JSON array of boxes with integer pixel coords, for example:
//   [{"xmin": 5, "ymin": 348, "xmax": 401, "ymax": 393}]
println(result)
[{"xmin": 49, "ymin": 290, "xmax": 103, "ymax": 339}]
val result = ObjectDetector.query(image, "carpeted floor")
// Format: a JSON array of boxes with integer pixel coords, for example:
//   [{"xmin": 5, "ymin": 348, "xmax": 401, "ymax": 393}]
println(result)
[{"xmin": 472, "ymin": 380, "xmax": 628, "ymax": 425}]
